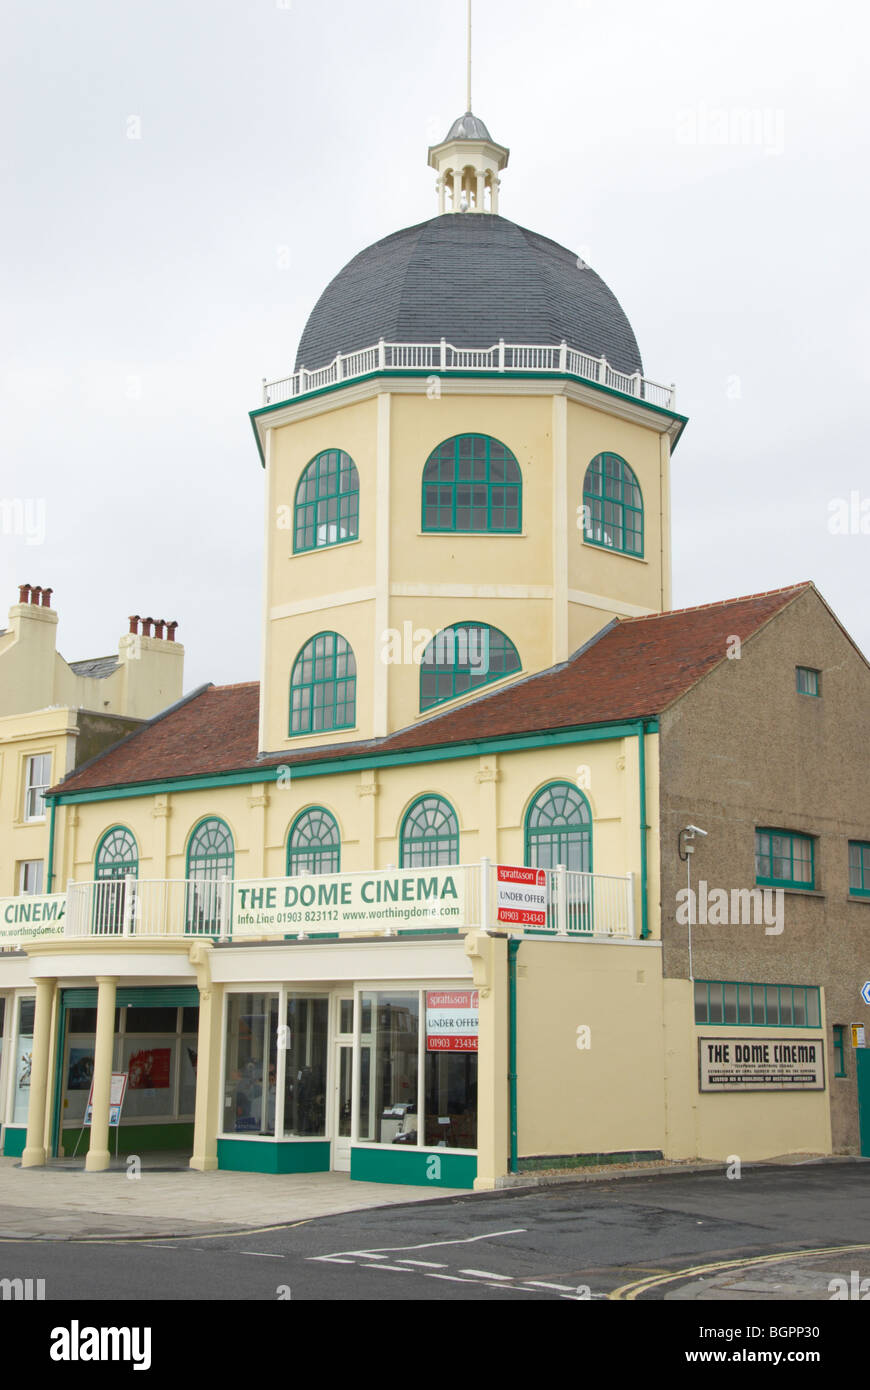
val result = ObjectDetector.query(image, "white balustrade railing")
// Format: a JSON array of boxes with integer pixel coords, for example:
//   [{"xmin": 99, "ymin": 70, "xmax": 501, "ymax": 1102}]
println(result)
[
  {"xmin": 262, "ymin": 339, "xmax": 676, "ymax": 411},
  {"xmin": 61, "ymin": 861, "xmax": 636, "ymax": 943}
]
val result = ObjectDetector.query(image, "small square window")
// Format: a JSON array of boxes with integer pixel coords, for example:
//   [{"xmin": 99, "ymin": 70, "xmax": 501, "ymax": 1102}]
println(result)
[{"xmin": 796, "ymin": 666, "xmax": 820, "ymax": 696}]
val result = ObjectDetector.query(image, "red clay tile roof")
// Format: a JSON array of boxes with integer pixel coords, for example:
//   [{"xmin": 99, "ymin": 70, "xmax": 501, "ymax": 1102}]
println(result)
[{"xmin": 52, "ymin": 584, "xmax": 811, "ymax": 796}]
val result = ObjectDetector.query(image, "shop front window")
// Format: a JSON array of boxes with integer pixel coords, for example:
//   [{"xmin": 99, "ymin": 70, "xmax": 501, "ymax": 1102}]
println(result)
[
  {"xmin": 282, "ymin": 996, "xmax": 328, "ymax": 1136},
  {"xmin": 13, "ymin": 996, "xmax": 35, "ymax": 1124},
  {"xmin": 358, "ymin": 990, "xmax": 478, "ymax": 1150},
  {"xmin": 224, "ymin": 993, "xmax": 278, "ymax": 1135},
  {"xmin": 362, "ymin": 992, "xmax": 419, "ymax": 1146}
]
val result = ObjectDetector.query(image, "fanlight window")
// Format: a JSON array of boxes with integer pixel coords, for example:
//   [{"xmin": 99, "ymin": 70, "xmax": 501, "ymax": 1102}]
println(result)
[
  {"xmin": 294, "ymin": 449, "xmax": 360, "ymax": 553},
  {"xmin": 525, "ymin": 783, "xmax": 594, "ymax": 931},
  {"xmin": 185, "ymin": 817, "xmax": 234, "ymax": 935},
  {"xmin": 400, "ymin": 796, "xmax": 460, "ymax": 868},
  {"xmin": 289, "ymin": 632, "xmax": 357, "ymax": 736},
  {"xmin": 93, "ymin": 827, "xmax": 139, "ymax": 933},
  {"xmin": 582, "ymin": 453, "xmax": 643, "ymax": 557},
  {"xmin": 420, "ymin": 623, "xmax": 521, "ymax": 711},
  {"xmin": 287, "ymin": 807, "xmax": 341, "ymax": 876},
  {"xmin": 422, "ymin": 434, "xmax": 522, "ymax": 533}
]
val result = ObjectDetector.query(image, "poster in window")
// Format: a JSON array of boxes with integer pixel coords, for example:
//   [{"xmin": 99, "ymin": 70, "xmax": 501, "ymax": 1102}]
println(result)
[
  {"xmin": 67, "ymin": 1047, "xmax": 95, "ymax": 1090},
  {"xmin": 127, "ymin": 1047, "xmax": 171, "ymax": 1089}
]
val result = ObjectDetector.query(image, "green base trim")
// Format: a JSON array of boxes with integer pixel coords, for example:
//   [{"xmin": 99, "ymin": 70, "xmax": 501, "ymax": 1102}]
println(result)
[
  {"xmin": 217, "ymin": 1138, "xmax": 331, "ymax": 1174},
  {"xmin": 518, "ymin": 1149, "xmax": 663, "ymax": 1172},
  {"xmin": 350, "ymin": 1145, "xmax": 476, "ymax": 1188},
  {"xmin": 3, "ymin": 1128, "xmax": 27, "ymax": 1158},
  {"xmin": 58, "ymin": 1122, "xmax": 194, "ymax": 1156}
]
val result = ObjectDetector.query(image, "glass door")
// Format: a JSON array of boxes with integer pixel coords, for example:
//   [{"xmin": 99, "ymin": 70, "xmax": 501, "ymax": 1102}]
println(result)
[{"xmin": 333, "ymin": 1042, "xmax": 353, "ymax": 1171}]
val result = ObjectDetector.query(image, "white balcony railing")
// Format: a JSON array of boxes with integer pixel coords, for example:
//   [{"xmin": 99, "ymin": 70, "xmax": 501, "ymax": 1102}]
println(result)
[
  {"xmin": 61, "ymin": 862, "xmax": 636, "ymax": 944},
  {"xmin": 261, "ymin": 339, "xmax": 676, "ymax": 411}
]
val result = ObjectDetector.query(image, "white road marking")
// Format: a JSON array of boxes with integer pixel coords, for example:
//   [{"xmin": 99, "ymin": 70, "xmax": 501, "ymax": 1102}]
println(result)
[
  {"xmin": 318, "ymin": 1257, "xmax": 355, "ymax": 1264},
  {"xmin": 239, "ymin": 1251, "xmax": 285, "ymax": 1259},
  {"xmin": 459, "ymin": 1269, "xmax": 512, "ymax": 1279},
  {"xmin": 313, "ymin": 1227, "xmax": 525, "ymax": 1263},
  {"xmin": 426, "ymin": 1273, "xmax": 482, "ymax": 1284},
  {"xmin": 524, "ymin": 1280, "xmax": 577, "ymax": 1291},
  {"xmin": 398, "ymin": 1259, "xmax": 447, "ymax": 1268},
  {"xmin": 374, "ymin": 1265, "xmax": 415, "ymax": 1273}
]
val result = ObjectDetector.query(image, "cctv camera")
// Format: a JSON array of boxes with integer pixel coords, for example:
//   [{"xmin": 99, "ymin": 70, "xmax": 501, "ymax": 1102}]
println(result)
[{"xmin": 685, "ymin": 824, "xmax": 708, "ymax": 837}]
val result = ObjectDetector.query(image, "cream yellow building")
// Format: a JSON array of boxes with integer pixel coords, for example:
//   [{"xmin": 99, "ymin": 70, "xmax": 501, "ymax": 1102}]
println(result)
[{"xmin": 0, "ymin": 114, "xmax": 864, "ymax": 1189}]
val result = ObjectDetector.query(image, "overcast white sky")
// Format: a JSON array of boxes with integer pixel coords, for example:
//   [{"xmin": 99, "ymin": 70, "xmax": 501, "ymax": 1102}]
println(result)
[{"xmin": 2, "ymin": 0, "xmax": 868, "ymax": 690}]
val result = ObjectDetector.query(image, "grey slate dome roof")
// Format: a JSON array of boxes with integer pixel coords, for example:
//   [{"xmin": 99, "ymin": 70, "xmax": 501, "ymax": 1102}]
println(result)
[
  {"xmin": 443, "ymin": 111, "xmax": 493, "ymax": 141},
  {"xmin": 295, "ymin": 214, "xmax": 643, "ymax": 376}
]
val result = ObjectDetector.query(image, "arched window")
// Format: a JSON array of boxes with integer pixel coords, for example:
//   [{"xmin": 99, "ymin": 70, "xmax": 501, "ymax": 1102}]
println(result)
[
  {"xmin": 582, "ymin": 453, "xmax": 643, "ymax": 557},
  {"xmin": 420, "ymin": 622, "xmax": 521, "ymax": 711},
  {"xmin": 289, "ymin": 632, "xmax": 357, "ymax": 736},
  {"xmin": 525, "ymin": 783, "xmax": 592, "ymax": 872},
  {"xmin": 287, "ymin": 807, "xmax": 341, "ymax": 876},
  {"xmin": 400, "ymin": 796, "xmax": 459, "ymax": 868},
  {"xmin": 422, "ymin": 434, "xmax": 522, "ymax": 533},
  {"xmin": 93, "ymin": 826, "xmax": 138, "ymax": 934},
  {"xmin": 186, "ymin": 817, "xmax": 234, "ymax": 935},
  {"xmin": 294, "ymin": 449, "xmax": 359, "ymax": 553},
  {"xmin": 95, "ymin": 826, "xmax": 138, "ymax": 880}
]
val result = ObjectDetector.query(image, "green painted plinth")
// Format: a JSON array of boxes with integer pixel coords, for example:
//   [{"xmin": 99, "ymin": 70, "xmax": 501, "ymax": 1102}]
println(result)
[
  {"xmin": 3, "ymin": 1127, "xmax": 27, "ymax": 1158},
  {"xmin": 217, "ymin": 1138, "xmax": 331, "ymax": 1174},
  {"xmin": 58, "ymin": 1123, "xmax": 195, "ymax": 1156},
  {"xmin": 351, "ymin": 1145, "xmax": 476, "ymax": 1188},
  {"xmin": 518, "ymin": 1149, "xmax": 663, "ymax": 1171}
]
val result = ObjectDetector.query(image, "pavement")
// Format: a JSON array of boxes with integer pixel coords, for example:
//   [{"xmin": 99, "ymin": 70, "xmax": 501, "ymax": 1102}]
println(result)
[{"xmin": 0, "ymin": 1156, "xmax": 466, "ymax": 1239}]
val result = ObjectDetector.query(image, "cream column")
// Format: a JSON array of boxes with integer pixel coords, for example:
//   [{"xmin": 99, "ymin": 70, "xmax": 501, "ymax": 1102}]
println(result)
[
  {"xmin": 151, "ymin": 795, "xmax": 171, "ymax": 878},
  {"xmin": 190, "ymin": 944, "xmax": 223, "ymax": 1172},
  {"xmin": 85, "ymin": 976, "xmax": 118, "ymax": 1171},
  {"xmin": 465, "ymin": 932, "xmax": 508, "ymax": 1189},
  {"xmin": 551, "ymin": 393, "xmax": 569, "ymax": 663},
  {"xmin": 372, "ymin": 393, "xmax": 391, "ymax": 738},
  {"xmin": 247, "ymin": 784, "xmax": 269, "ymax": 877},
  {"xmin": 659, "ymin": 432, "xmax": 672, "ymax": 611},
  {"xmin": 475, "ymin": 169, "xmax": 485, "ymax": 210},
  {"xmin": 357, "ymin": 771, "xmax": 379, "ymax": 869},
  {"xmin": 476, "ymin": 758, "xmax": 500, "ymax": 860},
  {"xmin": 21, "ymin": 978, "xmax": 56, "ymax": 1167},
  {"xmin": 452, "ymin": 167, "xmax": 462, "ymax": 209}
]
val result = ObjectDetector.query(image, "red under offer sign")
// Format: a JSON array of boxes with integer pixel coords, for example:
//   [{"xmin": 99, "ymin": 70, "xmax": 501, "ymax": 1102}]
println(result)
[
  {"xmin": 426, "ymin": 990, "xmax": 479, "ymax": 1052},
  {"xmin": 496, "ymin": 864, "xmax": 547, "ymax": 926}
]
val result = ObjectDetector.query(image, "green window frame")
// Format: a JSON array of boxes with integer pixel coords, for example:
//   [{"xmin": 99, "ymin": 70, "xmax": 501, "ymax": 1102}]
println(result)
[
  {"xmin": 419, "ymin": 622, "xmax": 521, "ymax": 711},
  {"xmin": 524, "ymin": 782, "xmax": 592, "ymax": 872},
  {"xmin": 833, "ymin": 1025, "xmax": 847, "ymax": 1077},
  {"xmin": 849, "ymin": 841, "xmax": 870, "ymax": 897},
  {"xmin": 185, "ymin": 817, "xmax": 234, "ymax": 935},
  {"xmin": 287, "ymin": 807, "xmax": 341, "ymax": 876},
  {"xmin": 582, "ymin": 453, "xmax": 643, "ymax": 557},
  {"xmin": 421, "ymin": 434, "xmax": 522, "ymax": 533},
  {"xmin": 289, "ymin": 632, "xmax": 357, "ymax": 737},
  {"xmin": 293, "ymin": 449, "xmax": 359, "ymax": 553},
  {"xmin": 399, "ymin": 795, "xmax": 459, "ymax": 868},
  {"xmin": 694, "ymin": 980, "xmax": 822, "ymax": 1028},
  {"xmin": 755, "ymin": 828, "xmax": 815, "ymax": 890},
  {"xmin": 95, "ymin": 826, "xmax": 139, "ymax": 880},
  {"xmin": 796, "ymin": 666, "xmax": 821, "ymax": 696},
  {"xmin": 93, "ymin": 826, "xmax": 139, "ymax": 934}
]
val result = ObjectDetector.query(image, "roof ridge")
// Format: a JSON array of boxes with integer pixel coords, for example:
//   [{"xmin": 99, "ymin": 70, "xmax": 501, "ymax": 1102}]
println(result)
[{"xmin": 622, "ymin": 582, "xmax": 813, "ymax": 623}]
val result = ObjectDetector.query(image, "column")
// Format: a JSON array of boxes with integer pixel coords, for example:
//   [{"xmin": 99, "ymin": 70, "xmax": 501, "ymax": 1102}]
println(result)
[
  {"xmin": 85, "ymin": 976, "xmax": 118, "ymax": 1172},
  {"xmin": 452, "ymin": 167, "xmax": 462, "ymax": 209},
  {"xmin": 190, "ymin": 975, "xmax": 224, "ymax": 1172},
  {"xmin": 476, "ymin": 758, "xmax": 500, "ymax": 860},
  {"xmin": 21, "ymin": 978, "xmax": 56, "ymax": 1168},
  {"xmin": 551, "ymin": 394, "xmax": 569, "ymax": 663},
  {"xmin": 475, "ymin": 169, "xmax": 485, "ymax": 211},
  {"xmin": 464, "ymin": 932, "xmax": 509, "ymax": 1190}
]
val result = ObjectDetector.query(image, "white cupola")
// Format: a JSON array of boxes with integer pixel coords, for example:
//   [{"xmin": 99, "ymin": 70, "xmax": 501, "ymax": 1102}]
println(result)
[{"xmin": 427, "ymin": 112, "xmax": 509, "ymax": 215}]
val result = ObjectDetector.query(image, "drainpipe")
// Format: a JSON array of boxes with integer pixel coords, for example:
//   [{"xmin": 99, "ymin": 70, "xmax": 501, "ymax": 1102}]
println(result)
[
  {"xmin": 637, "ymin": 721, "xmax": 649, "ymax": 940},
  {"xmin": 47, "ymin": 797, "xmax": 57, "ymax": 892},
  {"xmin": 508, "ymin": 939, "xmax": 521, "ymax": 1173}
]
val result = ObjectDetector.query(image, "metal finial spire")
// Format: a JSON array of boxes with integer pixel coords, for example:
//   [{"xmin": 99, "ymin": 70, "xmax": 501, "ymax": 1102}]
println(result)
[{"xmin": 466, "ymin": 0, "xmax": 472, "ymax": 112}]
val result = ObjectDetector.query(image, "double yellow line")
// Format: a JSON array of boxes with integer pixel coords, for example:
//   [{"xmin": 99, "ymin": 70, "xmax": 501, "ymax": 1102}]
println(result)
[{"xmin": 610, "ymin": 1243, "xmax": 870, "ymax": 1300}]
